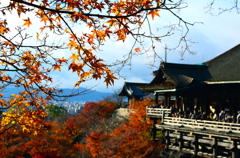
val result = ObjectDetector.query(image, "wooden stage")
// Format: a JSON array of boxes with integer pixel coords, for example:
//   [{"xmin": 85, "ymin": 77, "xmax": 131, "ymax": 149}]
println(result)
[{"xmin": 146, "ymin": 108, "xmax": 240, "ymax": 158}]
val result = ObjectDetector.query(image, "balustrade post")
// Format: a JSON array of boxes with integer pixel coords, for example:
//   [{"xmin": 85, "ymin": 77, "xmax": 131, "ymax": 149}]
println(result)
[
  {"xmin": 165, "ymin": 130, "xmax": 170, "ymax": 151},
  {"xmin": 152, "ymin": 119, "xmax": 157, "ymax": 141},
  {"xmin": 162, "ymin": 110, "xmax": 165, "ymax": 124},
  {"xmin": 212, "ymin": 137, "xmax": 218, "ymax": 158},
  {"xmin": 231, "ymin": 139, "xmax": 239, "ymax": 158},
  {"xmin": 193, "ymin": 134, "xmax": 199, "ymax": 157},
  {"xmin": 178, "ymin": 132, "xmax": 183, "ymax": 151}
]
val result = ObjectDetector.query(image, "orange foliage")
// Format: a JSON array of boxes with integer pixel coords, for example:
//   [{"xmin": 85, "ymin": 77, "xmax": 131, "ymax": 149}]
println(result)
[
  {"xmin": 86, "ymin": 99, "xmax": 164, "ymax": 158},
  {"xmin": 0, "ymin": 99, "xmax": 164, "ymax": 157},
  {"xmin": 0, "ymin": 118, "xmax": 81, "ymax": 158},
  {"xmin": 0, "ymin": 0, "xmax": 176, "ymax": 156},
  {"xmin": 82, "ymin": 101, "xmax": 116, "ymax": 119},
  {"xmin": 0, "ymin": 0, "xmax": 164, "ymax": 137}
]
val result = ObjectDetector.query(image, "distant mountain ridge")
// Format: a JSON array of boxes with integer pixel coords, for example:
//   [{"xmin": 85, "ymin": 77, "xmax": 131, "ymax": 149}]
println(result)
[
  {"xmin": 1, "ymin": 87, "xmax": 113, "ymax": 102},
  {"xmin": 56, "ymin": 88, "xmax": 113, "ymax": 102}
]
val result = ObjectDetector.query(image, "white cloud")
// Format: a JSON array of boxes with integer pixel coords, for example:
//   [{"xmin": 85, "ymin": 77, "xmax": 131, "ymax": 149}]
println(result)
[
  {"xmin": 58, "ymin": 0, "xmax": 240, "ymax": 93},
  {"xmin": 2, "ymin": 0, "xmax": 240, "ymax": 93}
]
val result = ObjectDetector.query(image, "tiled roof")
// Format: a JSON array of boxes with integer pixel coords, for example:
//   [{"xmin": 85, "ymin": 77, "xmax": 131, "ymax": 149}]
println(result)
[
  {"xmin": 118, "ymin": 82, "xmax": 148, "ymax": 97},
  {"xmin": 204, "ymin": 44, "xmax": 240, "ymax": 81},
  {"xmin": 151, "ymin": 62, "xmax": 211, "ymax": 88}
]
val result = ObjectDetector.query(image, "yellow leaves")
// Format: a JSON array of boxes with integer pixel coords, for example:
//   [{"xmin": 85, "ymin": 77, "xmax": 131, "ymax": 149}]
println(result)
[
  {"xmin": 74, "ymin": 71, "xmax": 93, "ymax": 87},
  {"xmin": 0, "ymin": 27, "xmax": 7, "ymax": 34},
  {"xmin": 69, "ymin": 53, "xmax": 80, "ymax": 62},
  {"xmin": 104, "ymin": 69, "xmax": 117, "ymax": 87},
  {"xmin": 64, "ymin": 28, "xmax": 70, "ymax": 34},
  {"xmin": 71, "ymin": 12, "xmax": 83, "ymax": 22},
  {"xmin": 81, "ymin": 71, "xmax": 92, "ymax": 78},
  {"xmin": 0, "ymin": 20, "xmax": 9, "ymax": 34},
  {"xmin": 95, "ymin": 30, "xmax": 107, "ymax": 41},
  {"xmin": 1, "ymin": 105, "xmax": 48, "ymax": 136},
  {"xmin": 87, "ymin": 33, "xmax": 95, "ymax": 44},
  {"xmin": 1, "ymin": 75, "xmax": 12, "ymax": 82},
  {"xmin": 111, "ymin": 6, "xmax": 120, "ymax": 15},
  {"xmin": 74, "ymin": 81, "xmax": 82, "ymax": 87},
  {"xmin": 106, "ymin": 19, "xmax": 117, "ymax": 27},
  {"xmin": 116, "ymin": 29, "xmax": 127, "ymax": 41},
  {"xmin": 22, "ymin": 18, "xmax": 32, "ymax": 27},
  {"xmin": 21, "ymin": 51, "xmax": 35, "ymax": 67},
  {"xmin": 67, "ymin": 40, "xmax": 77, "ymax": 50},
  {"xmin": 147, "ymin": 10, "xmax": 160, "ymax": 20},
  {"xmin": 40, "ymin": 15, "xmax": 49, "ymax": 25}
]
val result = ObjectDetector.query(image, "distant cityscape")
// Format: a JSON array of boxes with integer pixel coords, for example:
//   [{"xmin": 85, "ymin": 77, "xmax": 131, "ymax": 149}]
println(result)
[
  {"xmin": 0, "ymin": 87, "xmax": 113, "ymax": 114},
  {"xmin": 48, "ymin": 100, "xmax": 85, "ymax": 114}
]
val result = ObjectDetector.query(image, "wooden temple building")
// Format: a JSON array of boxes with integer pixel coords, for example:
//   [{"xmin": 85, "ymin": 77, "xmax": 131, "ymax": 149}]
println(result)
[
  {"xmin": 140, "ymin": 44, "xmax": 240, "ymax": 117},
  {"xmin": 118, "ymin": 82, "xmax": 148, "ymax": 106},
  {"xmin": 143, "ymin": 44, "xmax": 240, "ymax": 158},
  {"xmin": 119, "ymin": 44, "xmax": 240, "ymax": 157}
]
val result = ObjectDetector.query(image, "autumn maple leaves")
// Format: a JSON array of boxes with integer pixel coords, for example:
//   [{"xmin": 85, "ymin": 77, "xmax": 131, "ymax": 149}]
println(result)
[
  {"xmin": 0, "ymin": 99, "xmax": 163, "ymax": 157},
  {"xmin": 0, "ymin": 1, "xmax": 164, "ymax": 154}
]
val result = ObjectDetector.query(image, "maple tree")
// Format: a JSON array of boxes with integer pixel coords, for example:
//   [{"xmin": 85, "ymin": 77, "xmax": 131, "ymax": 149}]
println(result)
[
  {"xmin": 0, "ymin": 98, "xmax": 166, "ymax": 157},
  {"xmin": 0, "ymin": 0, "xmax": 221, "ymax": 153},
  {"xmin": 0, "ymin": 116, "xmax": 80, "ymax": 157},
  {"xmin": 85, "ymin": 98, "xmax": 164, "ymax": 158},
  {"xmin": 0, "ymin": 0, "xmax": 195, "ymax": 135},
  {"xmin": 0, "ymin": 0, "xmax": 194, "ymax": 92},
  {"xmin": 0, "ymin": 100, "xmax": 119, "ymax": 157},
  {"xmin": 0, "ymin": 0, "xmax": 237, "ymax": 156}
]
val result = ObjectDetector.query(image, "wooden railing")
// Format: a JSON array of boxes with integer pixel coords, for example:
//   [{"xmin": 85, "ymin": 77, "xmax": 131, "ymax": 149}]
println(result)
[
  {"xmin": 146, "ymin": 108, "xmax": 240, "ymax": 134},
  {"xmin": 162, "ymin": 117, "xmax": 240, "ymax": 133},
  {"xmin": 146, "ymin": 107, "xmax": 171, "ymax": 116}
]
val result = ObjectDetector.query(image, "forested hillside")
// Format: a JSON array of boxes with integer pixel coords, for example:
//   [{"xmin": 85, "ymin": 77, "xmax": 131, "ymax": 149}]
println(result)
[{"xmin": 0, "ymin": 99, "xmax": 164, "ymax": 157}]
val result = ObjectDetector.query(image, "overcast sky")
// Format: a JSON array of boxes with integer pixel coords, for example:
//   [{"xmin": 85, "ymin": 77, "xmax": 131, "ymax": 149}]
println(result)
[{"xmin": 3, "ymin": 1, "xmax": 240, "ymax": 93}]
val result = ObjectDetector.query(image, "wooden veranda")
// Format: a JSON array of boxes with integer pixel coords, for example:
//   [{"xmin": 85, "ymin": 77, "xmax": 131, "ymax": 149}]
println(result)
[{"xmin": 147, "ymin": 108, "xmax": 240, "ymax": 158}]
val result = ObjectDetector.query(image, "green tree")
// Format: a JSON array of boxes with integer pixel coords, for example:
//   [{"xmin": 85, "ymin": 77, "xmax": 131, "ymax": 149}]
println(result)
[{"xmin": 45, "ymin": 105, "xmax": 67, "ymax": 119}]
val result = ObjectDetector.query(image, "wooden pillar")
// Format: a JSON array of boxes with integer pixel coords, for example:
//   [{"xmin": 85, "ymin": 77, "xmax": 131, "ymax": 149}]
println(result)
[
  {"xmin": 165, "ymin": 130, "xmax": 170, "ymax": 151},
  {"xmin": 232, "ymin": 139, "xmax": 239, "ymax": 158},
  {"xmin": 175, "ymin": 94, "xmax": 179, "ymax": 111},
  {"xmin": 152, "ymin": 119, "xmax": 157, "ymax": 141},
  {"xmin": 180, "ymin": 96, "xmax": 184, "ymax": 114},
  {"xmin": 212, "ymin": 137, "xmax": 218, "ymax": 158},
  {"xmin": 155, "ymin": 92, "xmax": 159, "ymax": 105},
  {"xmin": 169, "ymin": 95, "xmax": 172, "ymax": 108},
  {"xmin": 189, "ymin": 96, "xmax": 195, "ymax": 112},
  {"xmin": 178, "ymin": 132, "xmax": 184, "ymax": 151},
  {"xmin": 193, "ymin": 134, "xmax": 199, "ymax": 157},
  {"xmin": 165, "ymin": 93, "xmax": 171, "ymax": 108},
  {"xmin": 194, "ymin": 97, "xmax": 198, "ymax": 108},
  {"xmin": 168, "ymin": 94, "xmax": 171, "ymax": 107},
  {"xmin": 165, "ymin": 93, "xmax": 169, "ymax": 107},
  {"xmin": 182, "ymin": 97, "xmax": 185, "ymax": 113},
  {"xmin": 203, "ymin": 97, "xmax": 209, "ymax": 114}
]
